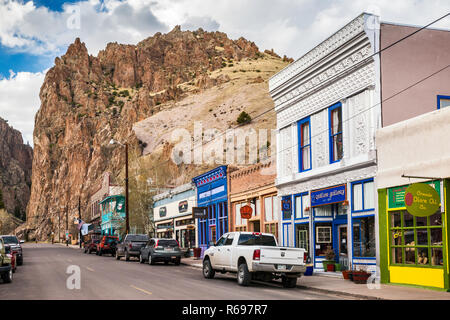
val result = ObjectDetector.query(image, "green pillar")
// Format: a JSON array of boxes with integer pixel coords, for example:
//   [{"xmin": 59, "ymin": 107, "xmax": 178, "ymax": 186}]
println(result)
[{"xmin": 378, "ymin": 188, "xmax": 390, "ymax": 284}]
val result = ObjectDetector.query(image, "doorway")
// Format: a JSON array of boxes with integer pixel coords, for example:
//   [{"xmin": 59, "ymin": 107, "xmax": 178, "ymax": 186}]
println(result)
[
  {"xmin": 338, "ymin": 225, "xmax": 348, "ymax": 256},
  {"xmin": 251, "ymin": 221, "xmax": 260, "ymax": 232},
  {"xmin": 210, "ymin": 226, "xmax": 216, "ymax": 243}
]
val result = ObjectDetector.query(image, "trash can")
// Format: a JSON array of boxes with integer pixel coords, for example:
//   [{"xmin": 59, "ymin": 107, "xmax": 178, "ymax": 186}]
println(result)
[
  {"xmin": 304, "ymin": 265, "xmax": 314, "ymax": 276},
  {"xmin": 193, "ymin": 248, "xmax": 202, "ymax": 260}
]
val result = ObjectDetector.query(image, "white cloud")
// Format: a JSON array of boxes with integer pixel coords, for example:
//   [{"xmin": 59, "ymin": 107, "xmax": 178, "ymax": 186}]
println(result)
[{"xmin": 0, "ymin": 70, "xmax": 46, "ymax": 146}]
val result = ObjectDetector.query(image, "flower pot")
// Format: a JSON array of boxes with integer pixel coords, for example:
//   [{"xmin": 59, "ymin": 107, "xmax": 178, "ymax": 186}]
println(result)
[
  {"xmin": 326, "ymin": 263, "xmax": 335, "ymax": 272},
  {"xmin": 335, "ymin": 263, "xmax": 341, "ymax": 272},
  {"xmin": 322, "ymin": 261, "xmax": 328, "ymax": 271},
  {"xmin": 342, "ymin": 270, "xmax": 350, "ymax": 280},
  {"xmin": 352, "ymin": 271, "xmax": 371, "ymax": 284}
]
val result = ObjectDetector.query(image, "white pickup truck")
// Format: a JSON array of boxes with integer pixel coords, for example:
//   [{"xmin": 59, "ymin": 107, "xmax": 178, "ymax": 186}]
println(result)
[{"xmin": 202, "ymin": 232, "xmax": 307, "ymax": 288}]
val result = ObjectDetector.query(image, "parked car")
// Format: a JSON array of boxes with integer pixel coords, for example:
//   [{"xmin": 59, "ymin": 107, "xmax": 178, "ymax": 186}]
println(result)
[
  {"xmin": 139, "ymin": 238, "xmax": 182, "ymax": 265},
  {"xmin": 0, "ymin": 235, "xmax": 23, "ymax": 265},
  {"xmin": 0, "ymin": 238, "xmax": 13, "ymax": 283},
  {"xmin": 116, "ymin": 234, "xmax": 149, "ymax": 261},
  {"xmin": 202, "ymin": 232, "xmax": 307, "ymax": 288},
  {"xmin": 83, "ymin": 235, "xmax": 101, "ymax": 254},
  {"xmin": 4, "ymin": 245, "xmax": 16, "ymax": 273},
  {"xmin": 96, "ymin": 235, "xmax": 119, "ymax": 256}
]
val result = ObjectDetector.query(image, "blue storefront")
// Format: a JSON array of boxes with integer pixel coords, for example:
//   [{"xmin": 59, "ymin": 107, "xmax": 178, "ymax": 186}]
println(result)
[
  {"xmin": 281, "ymin": 180, "xmax": 376, "ymax": 272},
  {"xmin": 193, "ymin": 166, "xmax": 229, "ymax": 257}
]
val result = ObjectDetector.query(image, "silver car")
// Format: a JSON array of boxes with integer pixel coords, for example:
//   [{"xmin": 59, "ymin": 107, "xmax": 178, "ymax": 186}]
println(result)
[{"xmin": 139, "ymin": 238, "xmax": 182, "ymax": 265}]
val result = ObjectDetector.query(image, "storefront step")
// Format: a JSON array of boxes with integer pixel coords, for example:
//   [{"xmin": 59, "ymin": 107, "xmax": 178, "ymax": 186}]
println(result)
[{"xmin": 313, "ymin": 271, "xmax": 343, "ymax": 278}]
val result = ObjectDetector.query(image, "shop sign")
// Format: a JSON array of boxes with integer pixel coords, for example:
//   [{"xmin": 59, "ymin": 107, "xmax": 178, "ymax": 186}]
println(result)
[
  {"xmin": 311, "ymin": 184, "xmax": 346, "ymax": 207},
  {"xmin": 179, "ymin": 200, "xmax": 188, "ymax": 213},
  {"xmin": 388, "ymin": 180, "xmax": 440, "ymax": 209},
  {"xmin": 192, "ymin": 207, "xmax": 208, "ymax": 219},
  {"xmin": 282, "ymin": 196, "xmax": 292, "ymax": 220},
  {"xmin": 115, "ymin": 198, "xmax": 125, "ymax": 213},
  {"xmin": 159, "ymin": 207, "xmax": 167, "ymax": 217},
  {"xmin": 404, "ymin": 183, "xmax": 440, "ymax": 217},
  {"xmin": 240, "ymin": 205, "xmax": 253, "ymax": 220},
  {"xmin": 186, "ymin": 225, "xmax": 195, "ymax": 230}
]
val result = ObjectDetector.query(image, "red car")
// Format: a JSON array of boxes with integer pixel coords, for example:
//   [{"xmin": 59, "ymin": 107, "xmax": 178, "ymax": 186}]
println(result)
[
  {"xmin": 83, "ymin": 235, "xmax": 101, "ymax": 254},
  {"xmin": 96, "ymin": 236, "xmax": 119, "ymax": 256},
  {"xmin": 4, "ymin": 245, "xmax": 16, "ymax": 273}
]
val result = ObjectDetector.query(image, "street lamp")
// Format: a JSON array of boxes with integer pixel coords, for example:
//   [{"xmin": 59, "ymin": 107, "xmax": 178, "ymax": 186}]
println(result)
[{"xmin": 110, "ymin": 138, "xmax": 130, "ymax": 235}]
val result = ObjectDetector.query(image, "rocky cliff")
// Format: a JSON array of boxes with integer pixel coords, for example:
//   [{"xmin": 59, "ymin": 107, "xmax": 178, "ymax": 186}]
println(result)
[
  {"xmin": 0, "ymin": 117, "xmax": 33, "ymax": 221},
  {"xmin": 26, "ymin": 26, "xmax": 284, "ymax": 240}
]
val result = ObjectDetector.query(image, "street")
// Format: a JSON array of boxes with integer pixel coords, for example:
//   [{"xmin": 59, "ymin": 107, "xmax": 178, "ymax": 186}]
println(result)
[{"xmin": 0, "ymin": 244, "xmax": 358, "ymax": 300}]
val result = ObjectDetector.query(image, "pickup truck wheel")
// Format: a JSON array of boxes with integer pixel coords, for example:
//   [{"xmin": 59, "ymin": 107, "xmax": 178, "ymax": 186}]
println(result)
[
  {"xmin": 115, "ymin": 251, "xmax": 120, "ymax": 260},
  {"xmin": 2, "ymin": 269, "xmax": 12, "ymax": 283},
  {"xmin": 282, "ymin": 276, "xmax": 298, "ymax": 288},
  {"xmin": 125, "ymin": 250, "xmax": 130, "ymax": 261},
  {"xmin": 202, "ymin": 259, "xmax": 215, "ymax": 279},
  {"xmin": 175, "ymin": 257, "xmax": 181, "ymax": 266},
  {"xmin": 139, "ymin": 254, "xmax": 144, "ymax": 264},
  {"xmin": 237, "ymin": 263, "xmax": 251, "ymax": 286}
]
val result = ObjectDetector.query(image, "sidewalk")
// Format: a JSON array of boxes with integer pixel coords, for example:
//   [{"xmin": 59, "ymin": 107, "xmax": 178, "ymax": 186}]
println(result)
[{"xmin": 181, "ymin": 257, "xmax": 450, "ymax": 300}]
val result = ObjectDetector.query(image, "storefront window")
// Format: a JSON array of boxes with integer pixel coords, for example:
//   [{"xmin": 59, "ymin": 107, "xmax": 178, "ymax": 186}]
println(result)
[
  {"xmin": 264, "ymin": 197, "xmax": 273, "ymax": 222},
  {"xmin": 265, "ymin": 222, "xmax": 278, "ymax": 239},
  {"xmin": 295, "ymin": 224, "xmax": 309, "ymax": 253},
  {"xmin": 315, "ymin": 223, "xmax": 332, "ymax": 256},
  {"xmin": 389, "ymin": 209, "xmax": 444, "ymax": 267},
  {"xmin": 352, "ymin": 216, "xmax": 375, "ymax": 257},
  {"xmin": 295, "ymin": 194, "xmax": 310, "ymax": 219},
  {"xmin": 352, "ymin": 180, "xmax": 374, "ymax": 212}
]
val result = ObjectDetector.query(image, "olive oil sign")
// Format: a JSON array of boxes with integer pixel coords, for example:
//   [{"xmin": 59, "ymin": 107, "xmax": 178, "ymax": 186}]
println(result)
[{"xmin": 404, "ymin": 183, "xmax": 440, "ymax": 217}]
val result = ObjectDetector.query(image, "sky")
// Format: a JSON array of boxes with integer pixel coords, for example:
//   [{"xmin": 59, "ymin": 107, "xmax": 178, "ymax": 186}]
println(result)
[{"xmin": 0, "ymin": 0, "xmax": 449, "ymax": 145}]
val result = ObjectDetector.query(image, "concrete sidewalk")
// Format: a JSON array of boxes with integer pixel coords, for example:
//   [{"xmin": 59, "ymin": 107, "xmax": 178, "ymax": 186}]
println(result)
[{"xmin": 181, "ymin": 257, "xmax": 450, "ymax": 300}]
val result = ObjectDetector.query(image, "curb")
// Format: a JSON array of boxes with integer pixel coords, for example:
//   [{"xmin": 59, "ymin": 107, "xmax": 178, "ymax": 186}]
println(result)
[{"xmin": 182, "ymin": 261, "xmax": 384, "ymax": 300}]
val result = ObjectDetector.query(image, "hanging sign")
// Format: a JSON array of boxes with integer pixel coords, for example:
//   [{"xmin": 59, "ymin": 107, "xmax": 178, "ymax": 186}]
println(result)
[
  {"xmin": 192, "ymin": 207, "xmax": 208, "ymax": 219},
  {"xmin": 404, "ymin": 183, "xmax": 440, "ymax": 217},
  {"xmin": 281, "ymin": 196, "xmax": 292, "ymax": 220},
  {"xmin": 179, "ymin": 200, "xmax": 188, "ymax": 213},
  {"xmin": 240, "ymin": 205, "xmax": 253, "ymax": 220}
]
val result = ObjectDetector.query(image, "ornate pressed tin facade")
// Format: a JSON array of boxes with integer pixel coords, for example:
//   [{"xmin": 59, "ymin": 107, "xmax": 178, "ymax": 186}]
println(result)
[{"xmin": 269, "ymin": 13, "xmax": 382, "ymax": 272}]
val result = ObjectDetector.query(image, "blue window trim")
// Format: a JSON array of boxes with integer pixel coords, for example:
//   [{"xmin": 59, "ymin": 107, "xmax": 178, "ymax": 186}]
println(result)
[
  {"xmin": 293, "ymin": 221, "xmax": 309, "ymax": 250},
  {"xmin": 282, "ymin": 222, "xmax": 291, "ymax": 247},
  {"xmin": 351, "ymin": 178, "xmax": 375, "ymax": 213},
  {"xmin": 297, "ymin": 117, "xmax": 312, "ymax": 172},
  {"xmin": 294, "ymin": 192, "xmax": 309, "ymax": 220},
  {"xmin": 351, "ymin": 214, "xmax": 376, "ymax": 259},
  {"xmin": 328, "ymin": 102, "xmax": 343, "ymax": 164},
  {"xmin": 437, "ymin": 95, "xmax": 450, "ymax": 109}
]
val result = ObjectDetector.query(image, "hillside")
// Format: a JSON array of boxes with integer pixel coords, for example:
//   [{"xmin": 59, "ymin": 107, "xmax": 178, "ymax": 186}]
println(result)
[{"xmin": 26, "ymin": 26, "xmax": 289, "ymax": 240}]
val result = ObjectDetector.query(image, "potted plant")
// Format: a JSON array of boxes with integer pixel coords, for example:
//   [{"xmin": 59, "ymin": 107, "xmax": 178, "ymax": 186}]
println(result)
[
  {"xmin": 352, "ymin": 266, "xmax": 371, "ymax": 284},
  {"xmin": 324, "ymin": 248, "xmax": 336, "ymax": 272},
  {"xmin": 342, "ymin": 262, "xmax": 352, "ymax": 279}
]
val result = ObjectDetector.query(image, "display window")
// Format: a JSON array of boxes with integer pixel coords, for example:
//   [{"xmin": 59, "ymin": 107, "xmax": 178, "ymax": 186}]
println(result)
[
  {"xmin": 389, "ymin": 209, "xmax": 444, "ymax": 267},
  {"xmin": 352, "ymin": 216, "xmax": 375, "ymax": 258},
  {"xmin": 315, "ymin": 223, "xmax": 332, "ymax": 256}
]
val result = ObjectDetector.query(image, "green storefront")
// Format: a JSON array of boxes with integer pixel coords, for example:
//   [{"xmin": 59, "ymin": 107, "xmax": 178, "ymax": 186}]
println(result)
[{"xmin": 378, "ymin": 179, "xmax": 449, "ymax": 290}]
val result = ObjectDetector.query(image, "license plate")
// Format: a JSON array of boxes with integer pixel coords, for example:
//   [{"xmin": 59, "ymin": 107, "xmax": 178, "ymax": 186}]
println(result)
[
  {"xmin": 172, "ymin": 256, "xmax": 177, "ymax": 259},
  {"xmin": 277, "ymin": 265, "xmax": 287, "ymax": 271}
]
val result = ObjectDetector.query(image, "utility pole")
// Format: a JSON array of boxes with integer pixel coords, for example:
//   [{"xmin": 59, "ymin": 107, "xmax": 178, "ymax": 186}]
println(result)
[
  {"xmin": 58, "ymin": 210, "xmax": 61, "ymax": 243},
  {"xmin": 125, "ymin": 142, "xmax": 129, "ymax": 235},
  {"xmin": 79, "ymin": 196, "xmax": 82, "ymax": 248},
  {"xmin": 66, "ymin": 205, "xmax": 69, "ymax": 246},
  {"xmin": 110, "ymin": 139, "xmax": 130, "ymax": 235}
]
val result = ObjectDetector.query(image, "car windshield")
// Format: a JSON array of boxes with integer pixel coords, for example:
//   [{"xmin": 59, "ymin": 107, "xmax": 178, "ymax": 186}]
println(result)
[
  {"xmin": 127, "ymin": 235, "xmax": 149, "ymax": 242},
  {"xmin": 158, "ymin": 240, "xmax": 178, "ymax": 247},
  {"xmin": 2, "ymin": 236, "xmax": 18, "ymax": 244},
  {"xmin": 238, "ymin": 234, "xmax": 277, "ymax": 246}
]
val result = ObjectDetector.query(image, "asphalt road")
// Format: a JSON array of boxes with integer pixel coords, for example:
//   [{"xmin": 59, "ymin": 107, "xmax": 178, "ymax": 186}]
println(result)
[{"xmin": 0, "ymin": 243, "xmax": 357, "ymax": 300}]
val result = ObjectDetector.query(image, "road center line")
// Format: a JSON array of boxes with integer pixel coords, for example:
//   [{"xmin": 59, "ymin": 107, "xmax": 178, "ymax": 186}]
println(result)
[
  {"xmin": 86, "ymin": 267, "xmax": 95, "ymax": 272},
  {"xmin": 130, "ymin": 285, "xmax": 152, "ymax": 295}
]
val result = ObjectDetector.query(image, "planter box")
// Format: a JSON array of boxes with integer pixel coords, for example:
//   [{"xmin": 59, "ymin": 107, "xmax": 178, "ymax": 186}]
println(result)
[
  {"xmin": 352, "ymin": 271, "xmax": 371, "ymax": 284},
  {"xmin": 342, "ymin": 270, "xmax": 351, "ymax": 280}
]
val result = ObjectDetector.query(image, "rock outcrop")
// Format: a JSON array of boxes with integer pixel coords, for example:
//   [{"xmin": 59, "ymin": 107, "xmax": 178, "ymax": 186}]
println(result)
[
  {"xmin": 0, "ymin": 117, "xmax": 33, "ymax": 221},
  {"xmin": 26, "ymin": 27, "xmax": 263, "ymax": 240}
]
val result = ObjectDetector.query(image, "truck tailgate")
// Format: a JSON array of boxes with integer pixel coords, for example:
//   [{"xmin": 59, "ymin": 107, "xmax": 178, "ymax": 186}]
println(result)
[{"xmin": 260, "ymin": 247, "xmax": 304, "ymax": 265}]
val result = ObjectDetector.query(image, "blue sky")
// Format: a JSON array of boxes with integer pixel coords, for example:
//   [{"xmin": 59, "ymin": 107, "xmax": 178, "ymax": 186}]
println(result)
[{"xmin": 0, "ymin": 0, "xmax": 449, "ymax": 145}]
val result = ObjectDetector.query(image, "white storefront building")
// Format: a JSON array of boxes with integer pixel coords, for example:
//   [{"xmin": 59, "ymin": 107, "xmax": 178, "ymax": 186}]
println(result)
[{"xmin": 269, "ymin": 13, "xmax": 381, "ymax": 272}]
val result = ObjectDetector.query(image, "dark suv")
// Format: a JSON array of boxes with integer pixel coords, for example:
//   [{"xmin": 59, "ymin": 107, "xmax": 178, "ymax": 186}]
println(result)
[
  {"xmin": 140, "ymin": 238, "xmax": 182, "ymax": 265},
  {"xmin": 83, "ymin": 235, "xmax": 101, "ymax": 254},
  {"xmin": 0, "ymin": 238, "xmax": 13, "ymax": 283},
  {"xmin": 0, "ymin": 235, "xmax": 23, "ymax": 266},
  {"xmin": 116, "ymin": 234, "xmax": 149, "ymax": 261},
  {"xmin": 96, "ymin": 236, "xmax": 119, "ymax": 256}
]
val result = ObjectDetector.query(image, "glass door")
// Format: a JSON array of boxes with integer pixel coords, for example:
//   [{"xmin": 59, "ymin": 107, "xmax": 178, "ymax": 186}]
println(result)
[{"xmin": 338, "ymin": 225, "xmax": 348, "ymax": 256}]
